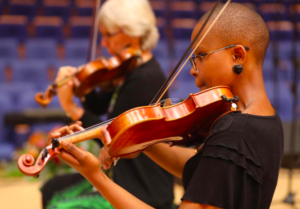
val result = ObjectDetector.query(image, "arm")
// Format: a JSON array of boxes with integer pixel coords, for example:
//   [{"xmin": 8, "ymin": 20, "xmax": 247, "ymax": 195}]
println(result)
[
  {"xmin": 50, "ymin": 124, "xmax": 220, "ymax": 209},
  {"xmin": 55, "ymin": 66, "xmax": 113, "ymax": 122},
  {"xmin": 144, "ymin": 144, "xmax": 195, "ymax": 178}
]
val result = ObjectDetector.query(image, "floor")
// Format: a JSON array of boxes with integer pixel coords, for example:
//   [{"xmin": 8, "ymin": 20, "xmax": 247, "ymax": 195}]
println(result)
[{"xmin": 0, "ymin": 169, "xmax": 299, "ymax": 209}]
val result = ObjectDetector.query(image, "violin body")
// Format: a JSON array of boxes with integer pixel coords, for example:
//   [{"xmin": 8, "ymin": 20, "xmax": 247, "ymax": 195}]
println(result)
[
  {"xmin": 106, "ymin": 85, "xmax": 235, "ymax": 156},
  {"xmin": 36, "ymin": 47, "xmax": 142, "ymax": 107},
  {"xmin": 73, "ymin": 47, "xmax": 142, "ymax": 97}
]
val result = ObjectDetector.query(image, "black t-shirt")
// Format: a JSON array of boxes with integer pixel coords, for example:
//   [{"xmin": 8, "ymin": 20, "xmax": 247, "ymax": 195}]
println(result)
[
  {"xmin": 182, "ymin": 111, "xmax": 284, "ymax": 209},
  {"xmin": 80, "ymin": 57, "xmax": 174, "ymax": 208}
]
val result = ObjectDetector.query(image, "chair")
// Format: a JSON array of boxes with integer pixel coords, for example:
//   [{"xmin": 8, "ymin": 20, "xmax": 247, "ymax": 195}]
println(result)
[
  {"xmin": 69, "ymin": 17, "xmax": 92, "ymax": 39},
  {"xmin": 153, "ymin": 40, "xmax": 169, "ymax": 60},
  {"xmin": 65, "ymin": 39, "xmax": 89, "ymax": 59},
  {"xmin": 0, "ymin": 82, "xmax": 36, "ymax": 106},
  {"xmin": 25, "ymin": 39, "xmax": 58, "ymax": 60},
  {"xmin": 172, "ymin": 18, "xmax": 196, "ymax": 40},
  {"xmin": 156, "ymin": 17, "xmax": 167, "ymax": 40},
  {"xmin": 0, "ymin": 142, "xmax": 15, "ymax": 160},
  {"xmin": 75, "ymin": 0, "xmax": 93, "ymax": 16},
  {"xmin": 150, "ymin": 1, "xmax": 167, "ymax": 18},
  {"xmin": 0, "ymin": 38, "xmax": 18, "ymax": 60},
  {"xmin": 9, "ymin": 0, "xmax": 37, "ymax": 20},
  {"xmin": 199, "ymin": 2, "xmax": 215, "ymax": 18},
  {"xmin": 169, "ymin": 80, "xmax": 199, "ymax": 101},
  {"xmin": 11, "ymin": 60, "xmax": 49, "ymax": 88},
  {"xmin": 33, "ymin": 16, "xmax": 64, "ymax": 43},
  {"xmin": 0, "ymin": 15, "xmax": 28, "ymax": 42},
  {"xmin": 259, "ymin": 4, "xmax": 290, "ymax": 21},
  {"xmin": 171, "ymin": 1, "xmax": 197, "ymax": 19},
  {"xmin": 43, "ymin": 0, "xmax": 71, "ymax": 22}
]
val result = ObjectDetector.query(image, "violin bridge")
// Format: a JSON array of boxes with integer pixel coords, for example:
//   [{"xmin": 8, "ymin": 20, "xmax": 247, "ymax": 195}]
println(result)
[{"xmin": 163, "ymin": 98, "xmax": 173, "ymax": 107}]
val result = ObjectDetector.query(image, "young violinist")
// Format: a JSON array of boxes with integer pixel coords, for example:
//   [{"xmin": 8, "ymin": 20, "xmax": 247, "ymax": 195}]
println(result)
[
  {"xmin": 41, "ymin": 0, "xmax": 174, "ymax": 208},
  {"xmin": 49, "ymin": 3, "xmax": 283, "ymax": 209}
]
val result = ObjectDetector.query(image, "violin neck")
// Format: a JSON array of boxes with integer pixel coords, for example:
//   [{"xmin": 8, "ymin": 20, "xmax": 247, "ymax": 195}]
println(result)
[{"xmin": 57, "ymin": 121, "xmax": 112, "ymax": 148}]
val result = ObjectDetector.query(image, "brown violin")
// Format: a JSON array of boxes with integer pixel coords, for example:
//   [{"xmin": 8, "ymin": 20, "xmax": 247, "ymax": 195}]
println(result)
[
  {"xmin": 19, "ymin": 85, "xmax": 239, "ymax": 177},
  {"xmin": 36, "ymin": 46, "xmax": 142, "ymax": 108}
]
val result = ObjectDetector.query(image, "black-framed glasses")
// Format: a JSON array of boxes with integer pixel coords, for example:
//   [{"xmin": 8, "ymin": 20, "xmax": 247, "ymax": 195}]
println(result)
[{"xmin": 189, "ymin": 44, "xmax": 250, "ymax": 72}]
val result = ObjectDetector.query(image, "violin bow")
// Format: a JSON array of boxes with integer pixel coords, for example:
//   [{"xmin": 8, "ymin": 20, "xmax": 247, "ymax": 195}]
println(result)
[
  {"xmin": 151, "ymin": 0, "xmax": 231, "ymax": 104},
  {"xmin": 87, "ymin": 0, "xmax": 102, "ymax": 61}
]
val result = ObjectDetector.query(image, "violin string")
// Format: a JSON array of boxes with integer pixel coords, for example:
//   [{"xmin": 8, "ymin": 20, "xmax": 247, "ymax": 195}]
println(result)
[
  {"xmin": 150, "ymin": 0, "xmax": 221, "ymax": 105},
  {"xmin": 58, "ymin": 118, "xmax": 115, "ymax": 141},
  {"xmin": 154, "ymin": 0, "xmax": 231, "ymax": 104}
]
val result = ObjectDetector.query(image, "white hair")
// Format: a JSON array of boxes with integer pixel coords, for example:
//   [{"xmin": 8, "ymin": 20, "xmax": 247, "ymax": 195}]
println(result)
[{"xmin": 97, "ymin": 0, "xmax": 159, "ymax": 51}]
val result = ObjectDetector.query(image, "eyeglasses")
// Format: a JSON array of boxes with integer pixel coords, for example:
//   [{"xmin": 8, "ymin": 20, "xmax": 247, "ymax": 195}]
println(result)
[{"xmin": 189, "ymin": 44, "xmax": 250, "ymax": 72}]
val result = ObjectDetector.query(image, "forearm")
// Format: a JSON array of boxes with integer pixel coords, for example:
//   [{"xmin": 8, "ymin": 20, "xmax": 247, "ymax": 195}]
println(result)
[
  {"xmin": 86, "ymin": 170, "xmax": 154, "ymax": 209},
  {"xmin": 144, "ymin": 143, "xmax": 195, "ymax": 178}
]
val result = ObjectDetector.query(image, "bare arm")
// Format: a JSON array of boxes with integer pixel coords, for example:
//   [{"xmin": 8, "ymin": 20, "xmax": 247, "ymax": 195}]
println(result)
[{"xmin": 144, "ymin": 143, "xmax": 196, "ymax": 178}]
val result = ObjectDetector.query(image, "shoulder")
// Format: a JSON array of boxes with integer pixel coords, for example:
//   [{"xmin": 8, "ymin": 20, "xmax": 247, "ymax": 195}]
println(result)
[{"xmin": 203, "ymin": 113, "xmax": 264, "ymax": 184}]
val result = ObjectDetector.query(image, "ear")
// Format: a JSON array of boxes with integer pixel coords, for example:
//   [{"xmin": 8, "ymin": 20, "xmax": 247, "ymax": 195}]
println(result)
[{"xmin": 232, "ymin": 45, "xmax": 248, "ymax": 64}]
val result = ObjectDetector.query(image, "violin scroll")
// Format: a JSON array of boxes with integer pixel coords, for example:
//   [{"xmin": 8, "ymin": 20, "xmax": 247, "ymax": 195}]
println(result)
[
  {"xmin": 35, "ymin": 87, "xmax": 57, "ymax": 108},
  {"xmin": 18, "ymin": 144, "xmax": 60, "ymax": 178}
]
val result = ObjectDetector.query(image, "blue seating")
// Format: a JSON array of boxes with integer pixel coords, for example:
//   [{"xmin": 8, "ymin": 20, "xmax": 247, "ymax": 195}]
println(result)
[
  {"xmin": 11, "ymin": 61, "xmax": 49, "ymax": 88},
  {"xmin": 173, "ymin": 40, "xmax": 191, "ymax": 59},
  {"xmin": 169, "ymin": 80, "xmax": 199, "ymax": 101},
  {"xmin": 33, "ymin": 16, "xmax": 64, "ymax": 43},
  {"xmin": 76, "ymin": 0, "xmax": 93, "ymax": 16},
  {"xmin": 267, "ymin": 21, "xmax": 294, "ymax": 41},
  {"xmin": 172, "ymin": 18, "xmax": 196, "ymax": 40},
  {"xmin": 0, "ymin": 15, "xmax": 28, "ymax": 42},
  {"xmin": 156, "ymin": 17, "xmax": 167, "ymax": 40},
  {"xmin": 150, "ymin": 1, "xmax": 167, "ymax": 18},
  {"xmin": 25, "ymin": 39, "xmax": 58, "ymax": 60},
  {"xmin": 43, "ymin": 0, "xmax": 71, "ymax": 22},
  {"xmin": 153, "ymin": 40, "xmax": 168, "ymax": 59},
  {"xmin": 0, "ymin": 39, "xmax": 18, "ymax": 60},
  {"xmin": 259, "ymin": 4, "xmax": 290, "ymax": 21},
  {"xmin": 10, "ymin": 0, "xmax": 37, "ymax": 20},
  {"xmin": 156, "ymin": 57, "xmax": 170, "ymax": 76},
  {"xmin": 0, "ymin": 82, "xmax": 36, "ymax": 109},
  {"xmin": 65, "ymin": 39, "xmax": 89, "ymax": 59},
  {"xmin": 0, "ymin": 92, "xmax": 14, "ymax": 142},
  {"xmin": 70, "ymin": 17, "xmax": 92, "ymax": 39},
  {"xmin": 171, "ymin": 1, "xmax": 198, "ymax": 19},
  {"xmin": 0, "ymin": 143, "xmax": 15, "ymax": 160}
]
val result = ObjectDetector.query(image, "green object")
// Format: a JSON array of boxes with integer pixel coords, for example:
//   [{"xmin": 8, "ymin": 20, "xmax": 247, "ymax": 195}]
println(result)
[{"xmin": 47, "ymin": 180, "xmax": 113, "ymax": 209}]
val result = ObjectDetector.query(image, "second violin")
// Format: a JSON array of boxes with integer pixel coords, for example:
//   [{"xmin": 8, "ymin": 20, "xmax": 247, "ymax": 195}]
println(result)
[{"xmin": 35, "ymin": 46, "xmax": 142, "ymax": 108}]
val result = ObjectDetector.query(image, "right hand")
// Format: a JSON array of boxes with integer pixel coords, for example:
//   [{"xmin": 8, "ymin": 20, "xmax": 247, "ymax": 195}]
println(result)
[
  {"xmin": 98, "ymin": 146, "xmax": 117, "ymax": 170},
  {"xmin": 55, "ymin": 66, "xmax": 77, "ymax": 111}
]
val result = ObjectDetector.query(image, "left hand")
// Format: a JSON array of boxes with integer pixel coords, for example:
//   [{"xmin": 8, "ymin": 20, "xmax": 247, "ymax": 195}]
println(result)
[
  {"xmin": 47, "ymin": 122, "xmax": 101, "ymax": 178},
  {"xmin": 59, "ymin": 139, "xmax": 101, "ymax": 178}
]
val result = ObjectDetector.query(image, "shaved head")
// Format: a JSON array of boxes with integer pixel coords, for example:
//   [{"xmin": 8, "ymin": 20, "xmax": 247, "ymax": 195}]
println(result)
[{"xmin": 198, "ymin": 3, "xmax": 269, "ymax": 64}]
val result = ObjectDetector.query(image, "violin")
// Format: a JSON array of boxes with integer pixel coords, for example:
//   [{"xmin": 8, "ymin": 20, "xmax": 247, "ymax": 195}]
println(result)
[
  {"xmin": 35, "ymin": 46, "xmax": 142, "ymax": 108},
  {"xmin": 18, "ymin": 0, "xmax": 234, "ymax": 177}
]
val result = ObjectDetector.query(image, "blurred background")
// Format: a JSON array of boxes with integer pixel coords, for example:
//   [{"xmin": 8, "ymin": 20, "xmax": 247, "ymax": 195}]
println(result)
[{"xmin": 0, "ymin": 0, "xmax": 299, "ymax": 208}]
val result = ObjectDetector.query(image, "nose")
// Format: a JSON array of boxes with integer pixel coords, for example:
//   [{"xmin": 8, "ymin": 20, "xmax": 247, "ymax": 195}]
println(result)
[
  {"xmin": 190, "ymin": 67, "xmax": 197, "ymax": 77},
  {"xmin": 101, "ymin": 38, "xmax": 108, "ymax": 48}
]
